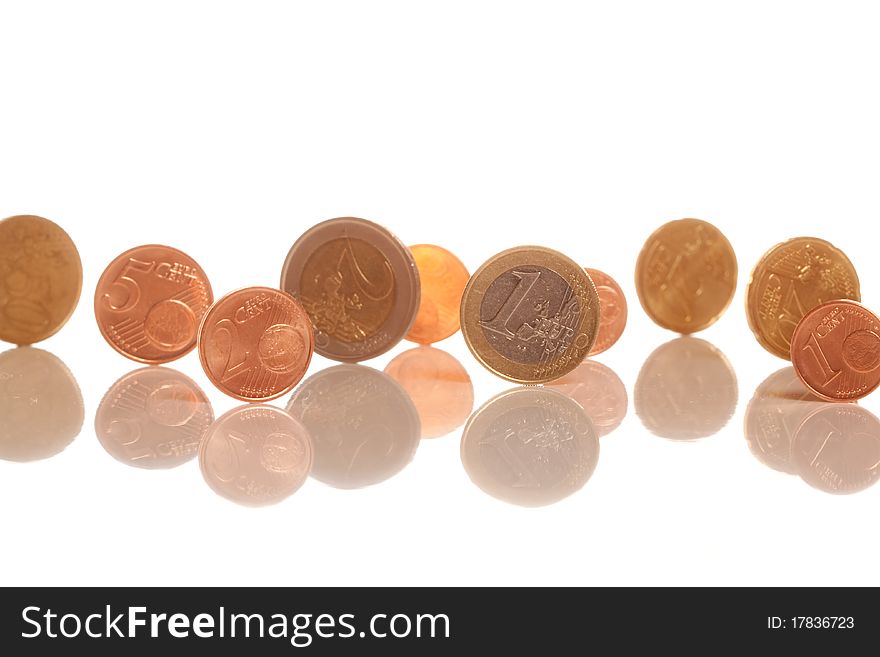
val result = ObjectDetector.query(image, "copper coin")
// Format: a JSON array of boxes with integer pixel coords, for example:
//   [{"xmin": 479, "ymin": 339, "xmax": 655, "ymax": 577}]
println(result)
[
  {"xmin": 585, "ymin": 267, "xmax": 627, "ymax": 355},
  {"xmin": 280, "ymin": 217, "xmax": 420, "ymax": 362},
  {"xmin": 743, "ymin": 367, "xmax": 824, "ymax": 475},
  {"xmin": 286, "ymin": 364, "xmax": 420, "ymax": 489},
  {"xmin": 199, "ymin": 404, "xmax": 313, "ymax": 507},
  {"xmin": 384, "ymin": 345, "xmax": 474, "ymax": 438},
  {"xmin": 460, "ymin": 246, "xmax": 600, "ymax": 384},
  {"xmin": 746, "ymin": 237, "xmax": 860, "ymax": 360},
  {"xmin": 792, "ymin": 404, "xmax": 880, "ymax": 494},
  {"xmin": 460, "ymin": 387, "xmax": 599, "ymax": 507},
  {"xmin": 95, "ymin": 366, "xmax": 214, "ymax": 469},
  {"xmin": 0, "ymin": 215, "xmax": 82, "ymax": 345},
  {"xmin": 95, "ymin": 244, "xmax": 213, "ymax": 363},
  {"xmin": 790, "ymin": 299, "xmax": 880, "ymax": 402},
  {"xmin": 198, "ymin": 286, "xmax": 314, "ymax": 401},
  {"xmin": 634, "ymin": 218, "xmax": 737, "ymax": 334},
  {"xmin": 546, "ymin": 359, "xmax": 628, "ymax": 437},
  {"xmin": 405, "ymin": 244, "xmax": 470, "ymax": 344},
  {"xmin": 0, "ymin": 346, "xmax": 83, "ymax": 462},
  {"xmin": 635, "ymin": 337, "xmax": 738, "ymax": 440}
]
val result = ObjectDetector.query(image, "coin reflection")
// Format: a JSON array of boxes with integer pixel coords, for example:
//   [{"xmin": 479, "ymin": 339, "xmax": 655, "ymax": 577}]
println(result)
[
  {"xmin": 287, "ymin": 365, "xmax": 420, "ymax": 489},
  {"xmin": 635, "ymin": 337, "xmax": 737, "ymax": 440},
  {"xmin": 792, "ymin": 405, "xmax": 880, "ymax": 494},
  {"xmin": 95, "ymin": 367, "xmax": 214, "ymax": 469},
  {"xmin": 199, "ymin": 405, "xmax": 313, "ymax": 507},
  {"xmin": 0, "ymin": 347, "xmax": 83, "ymax": 461},
  {"xmin": 384, "ymin": 346, "xmax": 474, "ymax": 439},
  {"xmin": 546, "ymin": 360, "xmax": 627, "ymax": 437},
  {"xmin": 743, "ymin": 367, "xmax": 824, "ymax": 475},
  {"xmin": 461, "ymin": 387, "xmax": 599, "ymax": 507}
]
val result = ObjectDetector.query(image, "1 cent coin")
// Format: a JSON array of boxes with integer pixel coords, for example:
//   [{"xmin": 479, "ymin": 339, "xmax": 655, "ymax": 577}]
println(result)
[
  {"xmin": 198, "ymin": 286, "xmax": 314, "ymax": 401},
  {"xmin": 747, "ymin": 237, "xmax": 860, "ymax": 360},
  {"xmin": 460, "ymin": 246, "xmax": 600, "ymax": 384},
  {"xmin": 95, "ymin": 367, "xmax": 214, "ymax": 469},
  {"xmin": 280, "ymin": 217, "xmax": 420, "ymax": 362},
  {"xmin": 95, "ymin": 244, "xmax": 213, "ymax": 363},
  {"xmin": 199, "ymin": 405, "xmax": 313, "ymax": 507},
  {"xmin": 0, "ymin": 215, "xmax": 82, "ymax": 345},
  {"xmin": 405, "ymin": 244, "xmax": 470, "ymax": 344},
  {"xmin": 585, "ymin": 268, "xmax": 627, "ymax": 355},
  {"xmin": 790, "ymin": 299, "xmax": 880, "ymax": 402},
  {"xmin": 635, "ymin": 218, "xmax": 737, "ymax": 334}
]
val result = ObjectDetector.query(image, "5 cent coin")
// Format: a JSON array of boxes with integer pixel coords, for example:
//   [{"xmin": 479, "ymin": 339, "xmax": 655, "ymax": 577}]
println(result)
[
  {"xmin": 747, "ymin": 237, "xmax": 860, "ymax": 360},
  {"xmin": 790, "ymin": 299, "xmax": 880, "ymax": 402},
  {"xmin": 460, "ymin": 246, "xmax": 600, "ymax": 384},
  {"xmin": 95, "ymin": 244, "xmax": 213, "ymax": 363},
  {"xmin": 0, "ymin": 215, "xmax": 82, "ymax": 345},
  {"xmin": 198, "ymin": 286, "xmax": 314, "ymax": 401},
  {"xmin": 635, "ymin": 218, "xmax": 737, "ymax": 334},
  {"xmin": 280, "ymin": 217, "xmax": 420, "ymax": 362}
]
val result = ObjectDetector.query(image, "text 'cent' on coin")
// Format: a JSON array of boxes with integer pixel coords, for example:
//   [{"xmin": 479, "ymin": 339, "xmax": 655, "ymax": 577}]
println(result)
[
  {"xmin": 280, "ymin": 217, "xmax": 420, "ymax": 362},
  {"xmin": 95, "ymin": 244, "xmax": 213, "ymax": 363},
  {"xmin": 198, "ymin": 286, "xmax": 314, "ymax": 401},
  {"xmin": 790, "ymin": 299, "xmax": 880, "ymax": 402},
  {"xmin": 460, "ymin": 246, "xmax": 600, "ymax": 384},
  {"xmin": 635, "ymin": 218, "xmax": 737, "ymax": 334}
]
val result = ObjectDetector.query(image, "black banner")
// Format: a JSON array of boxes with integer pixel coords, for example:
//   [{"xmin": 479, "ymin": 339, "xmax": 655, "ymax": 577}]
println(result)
[{"xmin": 0, "ymin": 587, "xmax": 872, "ymax": 654}]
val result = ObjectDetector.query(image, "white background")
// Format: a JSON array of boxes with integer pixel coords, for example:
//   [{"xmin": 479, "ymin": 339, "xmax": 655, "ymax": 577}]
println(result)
[{"xmin": 2, "ymin": 0, "xmax": 879, "ymax": 586}]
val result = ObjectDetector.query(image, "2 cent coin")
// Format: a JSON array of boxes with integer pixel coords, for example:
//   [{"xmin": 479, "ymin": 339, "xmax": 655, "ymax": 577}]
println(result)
[{"xmin": 198, "ymin": 286, "xmax": 314, "ymax": 401}]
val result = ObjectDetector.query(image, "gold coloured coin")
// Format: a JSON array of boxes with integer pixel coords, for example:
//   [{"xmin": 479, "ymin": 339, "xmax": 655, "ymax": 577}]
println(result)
[
  {"xmin": 634, "ymin": 218, "xmax": 737, "ymax": 334},
  {"xmin": 460, "ymin": 246, "xmax": 600, "ymax": 384},
  {"xmin": 0, "ymin": 215, "xmax": 83, "ymax": 344},
  {"xmin": 746, "ymin": 237, "xmax": 860, "ymax": 360}
]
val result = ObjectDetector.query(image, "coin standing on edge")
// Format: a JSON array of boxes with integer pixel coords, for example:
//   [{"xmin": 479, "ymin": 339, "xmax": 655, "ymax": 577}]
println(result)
[
  {"xmin": 405, "ymin": 244, "xmax": 470, "ymax": 344},
  {"xmin": 200, "ymin": 404, "xmax": 313, "ymax": 507},
  {"xmin": 95, "ymin": 244, "xmax": 213, "ymax": 363},
  {"xmin": 746, "ymin": 236, "xmax": 860, "ymax": 360},
  {"xmin": 198, "ymin": 286, "xmax": 314, "ymax": 401},
  {"xmin": 635, "ymin": 218, "xmax": 737, "ymax": 334},
  {"xmin": 280, "ymin": 217, "xmax": 420, "ymax": 362},
  {"xmin": 460, "ymin": 246, "xmax": 600, "ymax": 384},
  {"xmin": 790, "ymin": 299, "xmax": 880, "ymax": 402},
  {"xmin": 0, "ymin": 346, "xmax": 84, "ymax": 462},
  {"xmin": 0, "ymin": 215, "xmax": 83, "ymax": 345},
  {"xmin": 585, "ymin": 267, "xmax": 627, "ymax": 355}
]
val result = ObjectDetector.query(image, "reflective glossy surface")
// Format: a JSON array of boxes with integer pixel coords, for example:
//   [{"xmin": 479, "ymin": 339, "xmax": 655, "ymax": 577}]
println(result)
[{"xmin": 0, "ymin": 347, "xmax": 83, "ymax": 461}]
